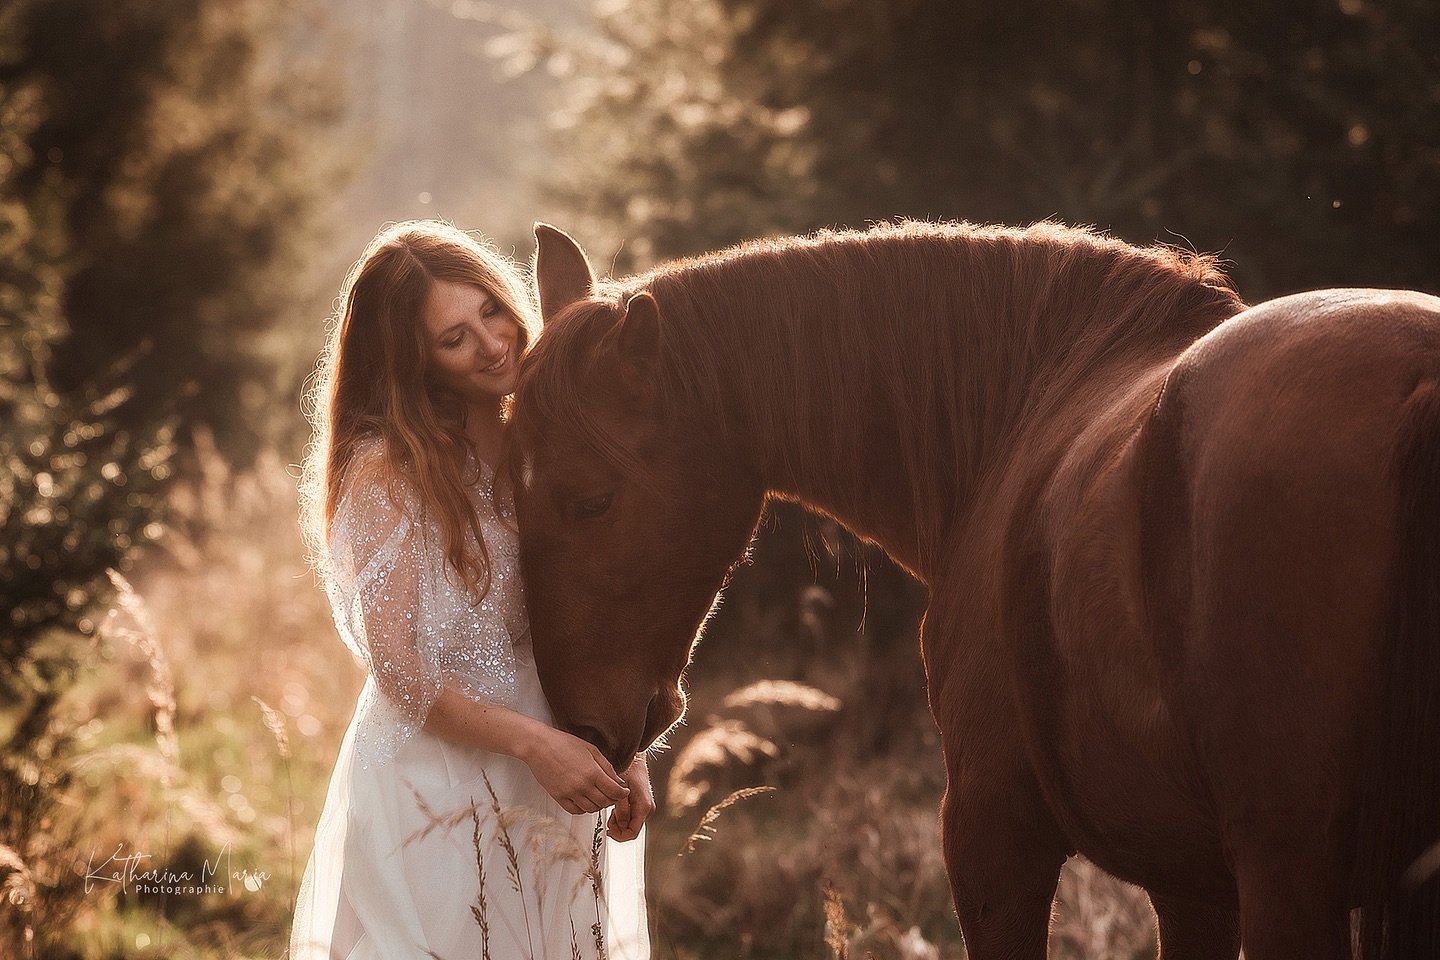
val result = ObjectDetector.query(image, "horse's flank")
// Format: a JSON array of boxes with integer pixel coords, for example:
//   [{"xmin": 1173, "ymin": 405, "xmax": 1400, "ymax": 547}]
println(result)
[{"xmin": 523, "ymin": 219, "xmax": 1246, "ymax": 577}]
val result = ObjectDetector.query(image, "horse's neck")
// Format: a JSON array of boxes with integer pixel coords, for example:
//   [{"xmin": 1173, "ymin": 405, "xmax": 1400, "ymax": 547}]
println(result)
[{"xmin": 669, "ymin": 232, "xmax": 1238, "ymax": 580}]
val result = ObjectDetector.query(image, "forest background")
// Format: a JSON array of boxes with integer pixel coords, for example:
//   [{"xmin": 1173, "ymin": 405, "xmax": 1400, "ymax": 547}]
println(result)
[{"xmin": 2, "ymin": 0, "xmax": 1438, "ymax": 957}]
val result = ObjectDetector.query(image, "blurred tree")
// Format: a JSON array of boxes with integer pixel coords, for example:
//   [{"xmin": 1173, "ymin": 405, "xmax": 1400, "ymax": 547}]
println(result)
[
  {"xmin": 0, "ymin": 200, "xmax": 168, "ymax": 677},
  {"xmin": 555, "ymin": 0, "xmax": 1440, "ymax": 298},
  {"xmin": 0, "ymin": 44, "xmax": 171, "ymax": 959},
  {"xmin": 0, "ymin": 0, "xmax": 338, "ymax": 463}
]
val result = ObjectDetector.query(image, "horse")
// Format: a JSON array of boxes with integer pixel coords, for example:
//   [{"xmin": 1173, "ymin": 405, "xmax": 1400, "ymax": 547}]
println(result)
[{"xmin": 507, "ymin": 218, "xmax": 1440, "ymax": 959}]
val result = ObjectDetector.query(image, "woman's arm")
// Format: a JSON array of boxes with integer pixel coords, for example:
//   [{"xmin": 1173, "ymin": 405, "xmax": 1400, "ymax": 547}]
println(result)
[{"xmin": 422, "ymin": 683, "xmax": 629, "ymax": 815}]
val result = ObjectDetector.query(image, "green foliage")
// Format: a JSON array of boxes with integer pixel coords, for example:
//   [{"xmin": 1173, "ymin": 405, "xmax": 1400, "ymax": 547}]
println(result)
[
  {"xmin": 555, "ymin": 0, "xmax": 1440, "ymax": 298},
  {"xmin": 0, "ymin": 63, "xmax": 169, "ymax": 691},
  {"xmin": 2, "ymin": 0, "xmax": 337, "ymax": 462}
]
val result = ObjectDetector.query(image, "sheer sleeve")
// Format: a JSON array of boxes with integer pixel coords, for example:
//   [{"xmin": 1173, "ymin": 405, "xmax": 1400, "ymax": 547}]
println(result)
[
  {"xmin": 321, "ymin": 441, "xmax": 524, "ymax": 768},
  {"xmin": 324, "ymin": 454, "xmax": 442, "ymax": 767}
]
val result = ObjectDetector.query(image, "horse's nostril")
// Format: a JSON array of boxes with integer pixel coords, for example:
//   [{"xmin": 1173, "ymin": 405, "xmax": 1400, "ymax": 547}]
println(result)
[{"xmin": 572, "ymin": 724, "xmax": 635, "ymax": 774}]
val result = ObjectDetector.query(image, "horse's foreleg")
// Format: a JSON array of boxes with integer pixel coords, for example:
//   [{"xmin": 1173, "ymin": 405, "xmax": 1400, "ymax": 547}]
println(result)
[
  {"xmin": 926, "ymin": 561, "xmax": 1069, "ymax": 957},
  {"xmin": 942, "ymin": 758, "xmax": 1068, "ymax": 960},
  {"xmin": 1148, "ymin": 892, "xmax": 1240, "ymax": 960}
]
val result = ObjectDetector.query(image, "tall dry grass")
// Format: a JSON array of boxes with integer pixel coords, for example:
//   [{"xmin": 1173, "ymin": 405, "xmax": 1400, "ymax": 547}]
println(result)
[
  {"xmin": 0, "ymin": 432, "xmax": 354, "ymax": 958},
  {"xmin": 8, "ymin": 433, "xmax": 1161, "ymax": 958}
]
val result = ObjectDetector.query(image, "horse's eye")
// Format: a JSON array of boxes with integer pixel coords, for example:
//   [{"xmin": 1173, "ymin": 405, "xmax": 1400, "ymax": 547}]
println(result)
[{"xmin": 572, "ymin": 493, "xmax": 613, "ymax": 520}]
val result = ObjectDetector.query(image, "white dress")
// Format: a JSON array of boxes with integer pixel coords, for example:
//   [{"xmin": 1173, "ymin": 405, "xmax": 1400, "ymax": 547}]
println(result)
[{"xmin": 289, "ymin": 441, "xmax": 649, "ymax": 960}]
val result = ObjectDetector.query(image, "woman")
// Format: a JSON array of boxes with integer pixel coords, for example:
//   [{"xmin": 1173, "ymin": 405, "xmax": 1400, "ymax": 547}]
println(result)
[{"xmin": 290, "ymin": 220, "xmax": 651, "ymax": 960}]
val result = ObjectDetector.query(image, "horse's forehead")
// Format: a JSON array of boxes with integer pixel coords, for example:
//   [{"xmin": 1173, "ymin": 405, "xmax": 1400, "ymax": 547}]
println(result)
[
  {"xmin": 553, "ymin": 295, "xmax": 620, "ymax": 338},
  {"xmin": 513, "ymin": 411, "xmax": 601, "ymax": 471},
  {"xmin": 526, "ymin": 300, "xmax": 621, "ymax": 384}
]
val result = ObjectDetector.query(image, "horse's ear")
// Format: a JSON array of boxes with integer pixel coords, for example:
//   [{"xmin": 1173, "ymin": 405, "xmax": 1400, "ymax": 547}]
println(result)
[
  {"xmin": 533, "ymin": 222, "xmax": 595, "ymax": 322},
  {"xmin": 610, "ymin": 291, "xmax": 661, "ymax": 365}
]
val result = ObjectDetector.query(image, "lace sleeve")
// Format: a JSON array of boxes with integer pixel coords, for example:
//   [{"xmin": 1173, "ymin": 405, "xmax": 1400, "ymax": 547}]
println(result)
[{"xmin": 324, "ymin": 455, "xmax": 442, "ymax": 767}]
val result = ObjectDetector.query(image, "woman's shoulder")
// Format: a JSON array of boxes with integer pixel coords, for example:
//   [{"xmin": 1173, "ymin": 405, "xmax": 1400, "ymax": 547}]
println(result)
[
  {"xmin": 337, "ymin": 435, "xmax": 421, "ymax": 521},
  {"xmin": 347, "ymin": 433, "xmax": 391, "ymax": 474},
  {"xmin": 344, "ymin": 434, "xmax": 416, "ymax": 484}
]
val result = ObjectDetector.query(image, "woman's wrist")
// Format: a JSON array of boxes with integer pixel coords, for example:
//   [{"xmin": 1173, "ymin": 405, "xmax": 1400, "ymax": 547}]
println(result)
[{"xmin": 507, "ymin": 714, "xmax": 551, "ymax": 764}]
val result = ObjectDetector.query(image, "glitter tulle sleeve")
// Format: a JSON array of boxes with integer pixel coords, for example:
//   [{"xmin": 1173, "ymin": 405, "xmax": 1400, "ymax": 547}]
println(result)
[{"xmin": 323, "ymin": 447, "xmax": 521, "ymax": 768}]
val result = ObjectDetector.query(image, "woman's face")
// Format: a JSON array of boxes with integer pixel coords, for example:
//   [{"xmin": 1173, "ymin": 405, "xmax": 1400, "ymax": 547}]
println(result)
[{"xmin": 422, "ymin": 278, "xmax": 521, "ymax": 402}]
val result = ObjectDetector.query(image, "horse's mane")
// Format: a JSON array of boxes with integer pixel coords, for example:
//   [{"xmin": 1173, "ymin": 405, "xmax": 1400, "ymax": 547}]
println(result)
[{"xmin": 519, "ymin": 220, "xmax": 1243, "ymax": 559}]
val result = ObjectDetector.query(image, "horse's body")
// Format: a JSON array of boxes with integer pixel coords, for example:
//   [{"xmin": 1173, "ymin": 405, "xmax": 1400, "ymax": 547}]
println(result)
[{"xmin": 512, "ymin": 221, "xmax": 1440, "ymax": 959}]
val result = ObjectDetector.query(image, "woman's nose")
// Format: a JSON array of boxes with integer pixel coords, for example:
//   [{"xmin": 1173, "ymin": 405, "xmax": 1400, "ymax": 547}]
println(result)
[{"xmin": 477, "ymin": 323, "xmax": 504, "ymax": 354}]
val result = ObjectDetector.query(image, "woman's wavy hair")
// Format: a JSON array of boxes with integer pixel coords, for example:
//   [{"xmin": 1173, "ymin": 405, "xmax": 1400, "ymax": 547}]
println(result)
[{"xmin": 299, "ymin": 220, "xmax": 540, "ymax": 597}]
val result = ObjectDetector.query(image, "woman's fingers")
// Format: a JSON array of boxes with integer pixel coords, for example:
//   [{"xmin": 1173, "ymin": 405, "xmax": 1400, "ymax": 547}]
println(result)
[
  {"xmin": 608, "ymin": 796, "xmax": 641, "ymax": 841},
  {"xmin": 566, "ymin": 793, "xmax": 599, "ymax": 814},
  {"xmin": 576, "ymin": 754, "xmax": 629, "ymax": 801},
  {"xmin": 585, "ymin": 784, "xmax": 619, "ymax": 811},
  {"xmin": 584, "ymin": 743, "xmax": 628, "ymax": 788},
  {"xmin": 608, "ymin": 796, "xmax": 630, "ymax": 831},
  {"xmin": 529, "ymin": 730, "xmax": 634, "ymax": 814},
  {"xmin": 566, "ymin": 775, "xmax": 627, "ymax": 815},
  {"xmin": 597, "ymin": 772, "xmax": 629, "ymax": 802}
]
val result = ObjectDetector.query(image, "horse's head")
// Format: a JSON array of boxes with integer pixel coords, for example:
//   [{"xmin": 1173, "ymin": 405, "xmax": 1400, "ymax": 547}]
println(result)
[{"xmin": 510, "ymin": 224, "xmax": 765, "ymax": 772}]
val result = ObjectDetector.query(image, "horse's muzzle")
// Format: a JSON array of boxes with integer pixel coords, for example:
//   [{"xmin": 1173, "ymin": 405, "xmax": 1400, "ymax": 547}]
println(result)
[{"xmin": 573, "ymin": 724, "xmax": 635, "ymax": 776}]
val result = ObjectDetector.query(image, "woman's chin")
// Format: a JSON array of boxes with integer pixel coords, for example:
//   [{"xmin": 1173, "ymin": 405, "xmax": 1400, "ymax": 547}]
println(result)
[{"xmin": 469, "ymin": 374, "xmax": 517, "ymax": 402}]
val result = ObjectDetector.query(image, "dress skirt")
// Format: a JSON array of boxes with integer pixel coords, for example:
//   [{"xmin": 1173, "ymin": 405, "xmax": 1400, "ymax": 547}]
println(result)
[{"xmin": 289, "ymin": 652, "xmax": 649, "ymax": 960}]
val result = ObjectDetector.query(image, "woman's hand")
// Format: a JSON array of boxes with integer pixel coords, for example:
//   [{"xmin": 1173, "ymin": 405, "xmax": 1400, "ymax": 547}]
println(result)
[
  {"xmin": 606, "ymin": 755, "xmax": 655, "ymax": 842},
  {"xmin": 520, "ymin": 728, "xmax": 630, "ymax": 815}
]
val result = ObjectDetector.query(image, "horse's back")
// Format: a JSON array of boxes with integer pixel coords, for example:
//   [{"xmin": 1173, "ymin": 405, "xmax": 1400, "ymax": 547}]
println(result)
[{"xmin": 1144, "ymin": 287, "xmax": 1440, "ymax": 695}]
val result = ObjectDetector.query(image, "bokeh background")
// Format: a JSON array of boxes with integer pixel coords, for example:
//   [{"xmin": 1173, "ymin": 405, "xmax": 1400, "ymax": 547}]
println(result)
[{"xmin": 3, "ymin": 0, "xmax": 1438, "ymax": 957}]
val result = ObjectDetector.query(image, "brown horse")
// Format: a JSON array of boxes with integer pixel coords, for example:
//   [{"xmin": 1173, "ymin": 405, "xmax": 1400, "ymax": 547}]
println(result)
[{"xmin": 508, "ymin": 219, "xmax": 1440, "ymax": 959}]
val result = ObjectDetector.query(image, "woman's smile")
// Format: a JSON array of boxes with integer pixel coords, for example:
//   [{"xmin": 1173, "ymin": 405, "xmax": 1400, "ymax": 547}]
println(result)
[{"xmin": 478, "ymin": 347, "xmax": 510, "ymax": 374}]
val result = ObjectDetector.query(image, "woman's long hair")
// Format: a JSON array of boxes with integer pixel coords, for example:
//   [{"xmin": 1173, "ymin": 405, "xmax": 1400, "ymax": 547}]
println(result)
[{"xmin": 299, "ymin": 220, "xmax": 540, "ymax": 597}]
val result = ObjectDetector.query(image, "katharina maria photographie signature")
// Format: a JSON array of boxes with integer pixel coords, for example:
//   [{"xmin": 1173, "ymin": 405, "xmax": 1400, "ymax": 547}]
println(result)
[{"xmin": 84, "ymin": 841, "xmax": 272, "ymax": 896}]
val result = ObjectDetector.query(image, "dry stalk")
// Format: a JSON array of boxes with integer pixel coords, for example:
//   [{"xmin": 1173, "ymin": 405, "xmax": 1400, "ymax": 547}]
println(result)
[
  {"xmin": 722, "ymin": 679, "xmax": 841, "ymax": 712},
  {"xmin": 822, "ymin": 879, "xmax": 852, "ymax": 960},
  {"xmin": 667, "ymin": 719, "xmax": 778, "ymax": 811},
  {"xmin": 681, "ymin": 786, "xmax": 776, "ymax": 854},
  {"xmin": 102, "ymin": 570, "xmax": 178, "ymax": 780}
]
